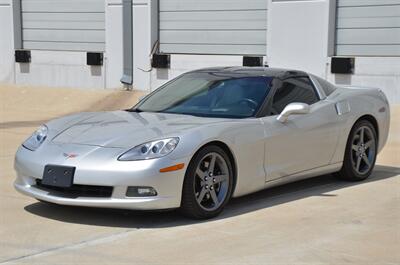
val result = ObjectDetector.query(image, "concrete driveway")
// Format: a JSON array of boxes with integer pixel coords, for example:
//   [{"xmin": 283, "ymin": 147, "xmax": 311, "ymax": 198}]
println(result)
[{"xmin": 1, "ymin": 85, "xmax": 399, "ymax": 265}]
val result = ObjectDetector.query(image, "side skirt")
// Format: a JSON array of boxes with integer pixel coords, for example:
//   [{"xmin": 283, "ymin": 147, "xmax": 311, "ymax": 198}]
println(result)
[
  {"xmin": 231, "ymin": 163, "xmax": 343, "ymax": 198},
  {"xmin": 263, "ymin": 162, "xmax": 343, "ymax": 190}
]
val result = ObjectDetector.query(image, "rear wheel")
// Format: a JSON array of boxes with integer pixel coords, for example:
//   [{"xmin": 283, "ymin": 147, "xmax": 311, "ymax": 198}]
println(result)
[
  {"xmin": 180, "ymin": 145, "xmax": 234, "ymax": 219},
  {"xmin": 336, "ymin": 120, "xmax": 377, "ymax": 181}
]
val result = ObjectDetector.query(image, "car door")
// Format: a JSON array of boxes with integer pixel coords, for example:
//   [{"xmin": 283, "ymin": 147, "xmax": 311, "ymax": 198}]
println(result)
[{"xmin": 261, "ymin": 76, "xmax": 339, "ymax": 182}]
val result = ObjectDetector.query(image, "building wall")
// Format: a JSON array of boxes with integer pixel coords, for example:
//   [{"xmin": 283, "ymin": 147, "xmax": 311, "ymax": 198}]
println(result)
[
  {"xmin": 327, "ymin": 57, "xmax": 400, "ymax": 105},
  {"xmin": 266, "ymin": 0, "xmax": 334, "ymax": 78},
  {"xmin": 0, "ymin": 0, "xmax": 14, "ymax": 84},
  {"xmin": 148, "ymin": 0, "xmax": 268, "ymax": 90},
  {"xmin": 106, "ymin": 0, "xmax": 123, "ymax": 88},
  {"xmin": 14, "ymin": 50, "xmax": 105, "ymax": 88},
  {"xmin": 13, "ymin": 0, "xmax": 109, "ymax": 89},
  {"xmin": 250, "ymin": 0, "xmax": 399, "ymax": 104},
  {"xmin": 150, "ymin": 54, "xmax": 247, "ymax": 90},
  {"xmin": 0, "ymin": 0, "xmax": 399, "ymax": 104},
  {"xmin": 132, "ymin": 0, "xmax": 157, "ymax": 91},
  {"xmin": 331, "ymin": 0, "xmax": 400, "ymax": 104},
  {"xmin": 1, "ymin": 0, "xmax": 124, "ymax": 90}
]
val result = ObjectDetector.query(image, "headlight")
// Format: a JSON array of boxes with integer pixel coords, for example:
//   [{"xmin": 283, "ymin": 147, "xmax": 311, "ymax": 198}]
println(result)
[
  {"xmin": 118, "ymin": 137, "xmax": 179, "ymax": 161},
  {"xmin": 22, "ymin": 125, "xmax": 48, "ymax": 151}
]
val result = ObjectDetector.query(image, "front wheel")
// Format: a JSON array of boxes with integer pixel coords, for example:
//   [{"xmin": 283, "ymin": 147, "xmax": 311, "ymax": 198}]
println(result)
[
  {"xmin": 336, "ymin": 120, "xmax": 378, "ymax": 181},
  {"xmin": 180, "ymin": 145, "xmax": 234, "ymax": 219}
]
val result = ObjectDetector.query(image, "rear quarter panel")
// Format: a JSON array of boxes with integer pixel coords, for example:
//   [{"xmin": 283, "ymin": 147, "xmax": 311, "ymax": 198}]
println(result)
[{"xmin": 328, "ymin": 87, "xmax": 390, "ymax": 164}]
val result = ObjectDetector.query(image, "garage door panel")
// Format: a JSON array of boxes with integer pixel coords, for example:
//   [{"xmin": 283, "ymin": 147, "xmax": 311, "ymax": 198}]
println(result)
[
  {"xmin": 335, "ymin": 1, "xmax": 400, "ymax": 56},
  {"xmin": 23, "ymin": 29, "xmax": 105, "ymax": 43},
  {"xmin": 22, "ymin": 0, "xmax": 105, "ymax": 13},
  {"xmin": 336, "ymin": 45, "xmax": 400, "ymax": 56},
  {"xmin": 161, "ymin": 30, "xmax": 266, "ymax": 45},
  {"xmin": 160, "ymin": 0, "xmax": 267, "ymax": 11},
  {"xmin": 160, "ymin": 10, "xmax": 267, "ymax": 30},
  {"xmin": 159, "ymin": 0, "xmax": 267, "ymax": 55},
  {"xmin": 22, "ymin": 12, "xmax": 105, "ymax": 22},
  {"xmin": 23, "ymin": 21, "xmax": 105, "ymax": 30},
  {"xmin": 161, "ymin": 21, "xmax": 266, "ymax": 31},
  {"xmin": 23, "ymin": 41, "xmax": 105, "ymax": 52},
  {"xmin": 337, "ymin": 5, "xmax": 400, "ymax": 18},
  {"xmin": 337, "ymin": 17, "xmax": 400, "ymax": 28},
  {"xmin": 160, "ymin": 10, "xmax": 267, "ymax": 21},
  {"xmin": 21, "ymin": 0, "xmax": 105, "ymax": 51},
  {"xmin": 337, "ymin": 29, "xmax": 400, "ymax": 45},
  {"xmin": 338, "ymin": 0, "xmax": 400, "ymax": 7},
  {"xmin": 160, "ymin": 44, "xmax": 267, "ymax": 55}
]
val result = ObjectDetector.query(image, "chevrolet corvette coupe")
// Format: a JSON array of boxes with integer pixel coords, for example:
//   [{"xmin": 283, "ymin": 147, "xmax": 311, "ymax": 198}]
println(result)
[{"xmin": 14, "ymin": 67, "xmax": 390, "ymax": 219}]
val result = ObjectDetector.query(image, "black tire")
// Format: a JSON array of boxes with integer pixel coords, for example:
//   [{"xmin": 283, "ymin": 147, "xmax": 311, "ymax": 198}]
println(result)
[
  {"xmin": 180, "ymin": 145, "xmax": 234, "ymax": 219},
  {"xmin": 335, "ymin": 119, "xmax": 378, "ymax": 181}
]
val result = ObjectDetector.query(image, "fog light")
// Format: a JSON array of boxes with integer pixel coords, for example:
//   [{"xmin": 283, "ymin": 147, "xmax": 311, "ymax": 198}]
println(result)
[{"xmin": 126, "ymin": 186, "xmax": 157, "ymax": 197}]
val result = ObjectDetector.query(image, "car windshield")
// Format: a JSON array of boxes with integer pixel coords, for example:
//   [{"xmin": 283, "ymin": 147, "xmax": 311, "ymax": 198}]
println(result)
[{"xmin": 134, "ymin": 72, "xmax": 272, "ymax": 118}]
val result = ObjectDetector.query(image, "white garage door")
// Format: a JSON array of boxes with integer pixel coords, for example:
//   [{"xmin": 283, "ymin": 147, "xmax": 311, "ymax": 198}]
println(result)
[
  {"xmin": 336, "ymin": 0, "xmax": 400, "ymax": 56},
  {"xmin": 21, "ymin": 0, "xmax": 105, "ymax": 52},
  {"xmin": 159, "ymin": 0, "xmax": 267, "ymax": 55}
]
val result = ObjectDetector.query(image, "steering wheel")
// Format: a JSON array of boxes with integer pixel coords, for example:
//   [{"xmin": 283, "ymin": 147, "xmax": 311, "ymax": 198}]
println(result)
[{"xmin": 239, "ymin": 98, "xmax": 258, "ymax": 110}]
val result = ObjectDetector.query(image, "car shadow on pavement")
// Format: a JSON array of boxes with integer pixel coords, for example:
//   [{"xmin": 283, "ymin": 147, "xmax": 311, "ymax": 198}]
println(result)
[{"xmin": 24, "ymin": 165, "xmax": 400, "ymax": 228}]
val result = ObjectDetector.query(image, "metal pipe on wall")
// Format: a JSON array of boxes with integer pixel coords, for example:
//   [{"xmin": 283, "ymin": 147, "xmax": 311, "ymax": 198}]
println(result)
[{"xmin": 120, "ymin": 0, "xmax": 133, "ymax": 86}]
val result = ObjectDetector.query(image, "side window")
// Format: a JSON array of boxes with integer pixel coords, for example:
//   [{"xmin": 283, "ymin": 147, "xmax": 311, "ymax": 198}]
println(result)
[
  {"xmin": 314, "ymin": 75, "xmax": 337, "ymax": 96},
  {"xmin": 271, "ymin": 77, "xmax": 319, "ymax": 114}
]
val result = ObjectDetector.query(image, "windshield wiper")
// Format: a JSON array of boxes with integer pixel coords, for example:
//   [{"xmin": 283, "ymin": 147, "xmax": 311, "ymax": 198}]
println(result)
[{"xmin": 125, "ymin": 108, "xmax": 143, "ymax": 113}]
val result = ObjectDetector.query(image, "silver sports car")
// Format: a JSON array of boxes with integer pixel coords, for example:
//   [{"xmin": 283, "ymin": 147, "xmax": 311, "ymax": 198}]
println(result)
[{"xmin": 14, "ymin": 67, "xmax": 390, "ymax": 219}]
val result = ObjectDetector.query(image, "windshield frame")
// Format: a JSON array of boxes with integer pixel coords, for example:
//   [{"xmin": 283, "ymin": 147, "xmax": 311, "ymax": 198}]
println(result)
[{"xmin": 131, "ymin": 72, "xmax": 273, "ymax": 119}]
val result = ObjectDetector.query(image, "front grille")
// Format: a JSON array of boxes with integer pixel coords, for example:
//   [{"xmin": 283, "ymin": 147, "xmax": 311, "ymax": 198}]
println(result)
[{"xmin": 35, "ymin": 179, "xmax": 113, "ymax": 198}]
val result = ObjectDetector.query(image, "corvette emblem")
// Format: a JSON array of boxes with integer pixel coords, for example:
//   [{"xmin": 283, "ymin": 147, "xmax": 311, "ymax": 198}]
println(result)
[{"xmin": 63, "ymin": 153, "xmax": 78, "ymax": 159}]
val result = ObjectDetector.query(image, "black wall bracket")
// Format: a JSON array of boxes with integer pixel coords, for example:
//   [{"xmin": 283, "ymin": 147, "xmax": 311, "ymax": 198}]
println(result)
[
  {"xmin": 243, "ymin": 56, "xmax": 263, "ymax": 67},
  {"xmin": 331, "ymin": 57, "xmax": 354, "ymax": 74},
  {"xmin": 15, "ymin": 50, "xmax": 31, "ymax": 63},
  {"xmin": 87, "ymin": 52, "xmax": 103, "ymax": 66},
  {"xmin": 152, "ymin": 54, "xmax": 170, "ymax": 69}
]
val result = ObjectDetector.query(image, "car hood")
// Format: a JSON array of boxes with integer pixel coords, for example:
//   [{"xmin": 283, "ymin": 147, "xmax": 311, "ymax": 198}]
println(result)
[{"xmin": 51, "ymin": 111, "xmax": 227, "ymax": 148}]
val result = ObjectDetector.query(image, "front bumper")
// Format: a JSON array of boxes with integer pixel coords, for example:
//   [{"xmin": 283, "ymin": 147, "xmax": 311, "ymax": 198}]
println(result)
[
  {"xmin": 14, "ymin": 143, "xmax": 189, "ymax": 210},
  {"xmin": 14, "ymin": 181, "xmax": 178, "ymax": 210}
]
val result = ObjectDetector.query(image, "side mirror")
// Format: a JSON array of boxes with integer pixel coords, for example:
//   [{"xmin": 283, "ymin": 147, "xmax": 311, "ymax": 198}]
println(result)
[{"xmin": 277, "ymin": 103, "xmax": 310, "ymax": 123}]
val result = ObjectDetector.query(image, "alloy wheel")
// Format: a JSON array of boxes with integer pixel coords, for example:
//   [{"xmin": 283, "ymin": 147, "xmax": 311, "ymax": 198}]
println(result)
[
  {"xmin": 194, "ymin": 152, "xmax": 230, "ymax": 211},
  {"xmin": 351, "ymin": 126, "xmax": 376, "ymax": 175}
]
